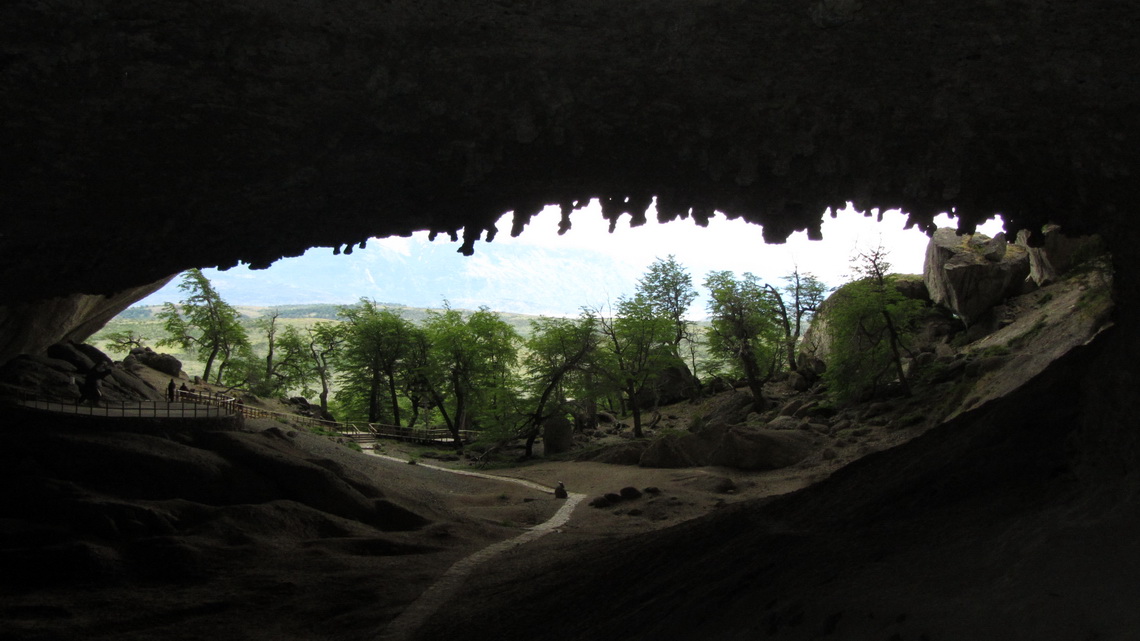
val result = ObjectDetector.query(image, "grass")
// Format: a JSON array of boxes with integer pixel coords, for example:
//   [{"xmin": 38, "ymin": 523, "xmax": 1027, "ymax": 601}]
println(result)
[
  {"xmin": 978, "ymin": 344, "xmax": 1012, "ymax": 358},
  {"xmin": 1076, "ymin": 284, "xmax": 1113, "ymax": 321},
  {"xmin": 1007, "ymin": 317, "xmax": 1048, "ymax": 350}
]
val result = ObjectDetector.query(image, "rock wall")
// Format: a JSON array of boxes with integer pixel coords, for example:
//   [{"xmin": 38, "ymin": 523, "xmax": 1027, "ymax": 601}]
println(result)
[
  {"xmin": 2, "ymin": 0, "xmax": 1135, "ymax": 307},
  {"xmin": 0, "ymin": 275, "xmax": 175, "ymax": 366}
]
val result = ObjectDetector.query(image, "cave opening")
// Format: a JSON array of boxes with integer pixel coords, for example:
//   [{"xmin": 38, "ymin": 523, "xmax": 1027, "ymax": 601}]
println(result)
[{"xmin": 131, "ymin": 200, "xmax": 1007, "ymax": 321}]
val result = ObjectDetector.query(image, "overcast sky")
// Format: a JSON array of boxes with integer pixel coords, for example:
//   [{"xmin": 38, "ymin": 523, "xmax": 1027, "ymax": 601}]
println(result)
[{"xmin": 137, "ymin": 201, "xmax": 1004, "ymax": 318}]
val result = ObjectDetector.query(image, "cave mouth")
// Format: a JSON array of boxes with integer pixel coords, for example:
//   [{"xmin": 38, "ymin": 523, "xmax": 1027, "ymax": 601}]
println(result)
[{"xmin": 131, "ymin": 201, "xmax": 1005, "ymax": 322}]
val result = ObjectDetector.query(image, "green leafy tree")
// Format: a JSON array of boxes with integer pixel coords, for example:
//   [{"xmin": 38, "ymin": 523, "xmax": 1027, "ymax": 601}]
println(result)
[
  {"xmin": 777, "ymin": 268, "xmax": 829, "ymax": 371},
  {"xmin": 636, "ymin": 254, "xmax": 698, "ymax": 348},
  {"xmin": 103, "ymin": 330, "xmax": 148, "ymax": 354},
  {"xmin": 422, "ymin": 305, "xmax": 521, "ymax": 449},
  {"xmin": 305, "ymin": 322, "xmax": 346, "ymax": 416},
  {"xmin": 400, "ymin": 327, "xmax": 436, "ymax": 429},
  {"xmin": 273, "ymin": 322, "xmax": 345, "ymax": 414},
  {"xmin": 824, "ymin": 246, "xmax": 925, "ymax": 402},
  {"xmin": 156, "ymin": 269, "xmax": 249, "ymax": 383},
  {"xmin": 703, "ymin": 271, "xmax": 786, "ymax": 410},
  {"xmin": 336, "ymin": 301, "xmax": 418, "ymax": 425},
  {"xmin": 516, "ymin": 312, "xmax": 600, "ymax": 457},
  {"xmin": 597, "ymin": 295, "xmax": 677, "ymax": 438},
  {"xmin": 254, "ymin": 308, "xmax": 283, "ymax": 392}
]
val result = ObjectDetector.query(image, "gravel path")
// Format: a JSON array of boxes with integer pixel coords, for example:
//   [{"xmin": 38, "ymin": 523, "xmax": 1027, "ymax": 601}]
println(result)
[{"xmin": 370, "ymin": 453, "xmax": 585, "ymax": 641}]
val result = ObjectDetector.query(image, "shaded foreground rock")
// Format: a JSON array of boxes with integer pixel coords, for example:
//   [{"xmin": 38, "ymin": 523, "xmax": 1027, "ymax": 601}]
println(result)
[
  {"xmin": 420, "ymin": 323, "xmax": 1137, "ymax": 641},
  {"xmin": 706, "ymin": 426, "xmax": 815, "ymax": 470},
  {"xmin": 640, "ymin": 423, "xmax": 813, "ymax": 471}
]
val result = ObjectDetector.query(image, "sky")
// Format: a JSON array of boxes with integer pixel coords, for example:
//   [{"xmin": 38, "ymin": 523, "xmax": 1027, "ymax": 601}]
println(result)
[{"xmin": 136, "ymin": 201, "xmax": 1004, "ymax": 319}]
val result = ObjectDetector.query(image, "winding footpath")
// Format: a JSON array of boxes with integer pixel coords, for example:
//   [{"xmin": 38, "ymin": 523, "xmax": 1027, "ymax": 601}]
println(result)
[{"xmin": 369, "ymin": 453, "xmax": 585, "ymax": 641}]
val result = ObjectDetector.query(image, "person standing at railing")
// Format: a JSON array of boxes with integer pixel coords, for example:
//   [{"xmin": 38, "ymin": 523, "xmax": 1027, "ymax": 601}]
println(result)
[
  {"xmin": 77, "ymin": 362, "xmax": 112, "ymax": 408},
  {"xmin": 167, "ymin": 379, "xmax": 177, "ymax": 402}
]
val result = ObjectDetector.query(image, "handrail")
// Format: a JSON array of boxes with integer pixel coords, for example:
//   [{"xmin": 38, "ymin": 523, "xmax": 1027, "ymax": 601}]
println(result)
[
  {"xmin": 16, "ymin": 396, "xmax": 231, "ymax": 419},
  {"xmin": 12, "ymin": 390, "xmax": 477, "ymax": 446}
]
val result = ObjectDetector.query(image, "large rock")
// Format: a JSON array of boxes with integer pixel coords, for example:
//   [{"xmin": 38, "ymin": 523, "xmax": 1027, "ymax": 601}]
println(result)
[
  {"xmin": 923, "ymin": 228, "xmax": 1030, "ymax": 326},
  {"xmin": 574, "ymin": 441, "xmax": 648, "ymax": 466},
  {"xmin": 799, "ymin": 275, "xmax": 935, "ymax": 367},
  {"xmin": 542, "ymin": 414, "xmax": 575, "ymax": 455},
  {"xmin": 707, "ymin": 426, "xmax": 815, "ymax": 470},
  {"xmin": 639, "ymin": 432, "xmax": 713, "ymax": 468},
  {"xmin": 0, "ymin": 276, "xmax": 175, "ymax": 367},
  {"xmin": 640, "ymin": 421, "xmax": 814, "ymax": 471},
  {"xmin": 633, "ymin": 364, "xmax": 700, "ymax": 410},
  {"xmin": 697, "ymin": 392, "xmax": 756, "ymax": 431},
  {"xmin": 127, "ymin": 347, "xmax": 183, "ymax": 378},
  {"xmin": 1016, "ymin": 225, "xmax": 1108, "ymax": 286}
]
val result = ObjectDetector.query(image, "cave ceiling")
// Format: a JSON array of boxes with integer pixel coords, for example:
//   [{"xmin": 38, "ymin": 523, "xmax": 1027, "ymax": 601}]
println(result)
[{"xmin": 1, "ymin": 0, "xmax": 1137, "ymax": 304}]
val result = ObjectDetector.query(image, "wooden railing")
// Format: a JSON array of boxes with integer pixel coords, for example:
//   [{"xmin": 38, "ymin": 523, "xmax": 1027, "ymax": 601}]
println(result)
[
  {"xmin": 360, "ymin": 423, "xmax": 477, "ymax": 446},
  {"xmin": 16, "ymin": 396, "xmax": 232, "ymax": 419},
  {"xmin": 13, "ymin": 390, "xmax": 477, "ymax": 447}
]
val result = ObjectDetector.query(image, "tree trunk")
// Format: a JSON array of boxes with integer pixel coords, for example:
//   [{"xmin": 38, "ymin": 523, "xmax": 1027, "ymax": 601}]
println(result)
[
  {"xmin": 627, "ymin": 385, "xmax": 643, "ymax": 438},
  {"xmin": 524, "ymin": 428, "xmax": 539, "ymax": 458},
  {"xmin": 202, "ymin": 347, "xmax": 219, "ymax": 383},
  {"xmin": 368, "ymin": 368, "xmax": 382, "ymax": 423},
  {"xmin": 881, "ymin": 310, "xmax": 912, "ymax": 397},
  {"xmin": 740, "ymin": 347, "xmax": 767, "ymax": 412},
  {"xmin": 387, "ymin": 375, "xmax": 402, "ymax": 427}
]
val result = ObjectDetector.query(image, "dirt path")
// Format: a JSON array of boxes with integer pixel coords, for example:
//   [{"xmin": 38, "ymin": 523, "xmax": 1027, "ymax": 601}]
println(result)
[{"xmin": 370, "ymin": 453, "xmax": 585, "ymax": 641}]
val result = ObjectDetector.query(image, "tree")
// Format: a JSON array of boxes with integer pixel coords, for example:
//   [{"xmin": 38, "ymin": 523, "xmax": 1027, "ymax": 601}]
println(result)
[
  {"xmin": 421, "ymin": 305, "xmax": 521, "ymax": 449},
  {"xmin": 304, "ymin": 322, "xmax": 345, "ymax": 416},
  {"xmin": 255, "ymin": 308, "xmax": 283, "ymax": 391},
  {"xmin": 400, "ymin": 327, "xmax": 436, "ymax": 429},
  {"xmin": 272, "ymin": 322, "xmax": 345, "ymax": 414},
  {"xmin": 777, "ymin": 268, "xmax": 829, "ymax": 371},
  {"xmin": 597, "ymin": 295, "xmax": 677, "ymax": 438},
  {"xmin": 517, "ymin": 312, "xmax": 600, "ymax": 457},
  {"xmin": 636, "ymin": 255, "xmax": 698, "ymax": 348},
  {"xmin": 156, "ymin": 269, "xmax": 249, "ymax": 383},
  {"xmin": 703, "ymin": 270, "xmax": 786, "ymax": 410},
  {"xmin": 103, "ymin": 330, "xmax": 147, "ymax": 354},
  {"xmin": 823, "ymin": 246, "xmax": 925, "ymax": 402},
  {"xmin": 337, "ymin": 300, "xmax": 417, "ymax": 425}
]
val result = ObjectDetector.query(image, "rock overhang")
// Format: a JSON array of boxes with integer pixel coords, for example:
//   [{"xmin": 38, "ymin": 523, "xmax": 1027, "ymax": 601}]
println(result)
[{"xmin": 0, "ymin": 0, "xmax": 1135, "ymax": 307}]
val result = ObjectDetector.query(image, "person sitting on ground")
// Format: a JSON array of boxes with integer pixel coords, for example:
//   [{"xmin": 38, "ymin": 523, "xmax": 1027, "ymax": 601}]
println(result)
[{"xmin": 554, "ymin": 481, "xmax": 568, "ymax": 499}]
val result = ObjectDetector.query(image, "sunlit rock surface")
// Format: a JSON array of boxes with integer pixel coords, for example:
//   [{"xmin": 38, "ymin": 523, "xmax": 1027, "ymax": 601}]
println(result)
[{"xmin": 923, "ymin": 228, "xmax": 1030, "ymax": 326}]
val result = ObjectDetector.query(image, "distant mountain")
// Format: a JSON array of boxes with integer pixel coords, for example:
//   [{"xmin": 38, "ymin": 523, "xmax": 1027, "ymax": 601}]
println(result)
[{"xmin": 135, "ymin": 239, "xmax": 640, "ymax": 318}]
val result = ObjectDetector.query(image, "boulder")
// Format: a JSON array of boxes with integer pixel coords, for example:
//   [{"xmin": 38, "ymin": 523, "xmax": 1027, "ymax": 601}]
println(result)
[
  {"xmin": 542, "ymin": 414, "xmax": 575, "ymax": 455},
  {"xmin": 767, "ymin": 416, "xmax": 801, "ymax": 431},
  {"xmin": 575, "ymin": 441, "xmax": 648, "ymax": 465},
  {"xmin": 589, "ymin": 496, "xmax": 613, "ymax": 509},
  {"xmin": 893, "ymin": 275, "xmax": 932, "ymax": 303},
  {"xmin": 787, "ymin": 371, "xmax": 810, "ymax": 392},
  {"xmin": 618, "ymin": 486, "xmax": 642, "ymax": 500},
  {"xmin": 708, "ymin": 426, "xmax": 814, "ymax": 470},
  {"xmin": 798, "ymin": 276, "xmax": 928, "ymax": 368},
  {"xmin": 46, "ymin": 342, "xmax": 97, "ymax": 371},
  {"xmin": 698, "ymin": 392, "xmax": 756, "ymax": 430},
  {"xmin": 778, "ymin": 398, "xmax": 807, "ymax": 417},
  {"xmin": 1016, "ymin": 225, "xmax": 1107, "ymax": 286},
  {"xmin": 633, "ymin": 363, "xmax": 699, "ymax": 409},
  {"xmin": 128, "ymin": 346, "xmax": 183, "ymax": 378},
  {"xmin": 923, "ymin": 228, "xmax": 1030, "ymax": 326},
  {"xmin": 639, "ymin": 433, "xmax": 711, "ymax": 468}
]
